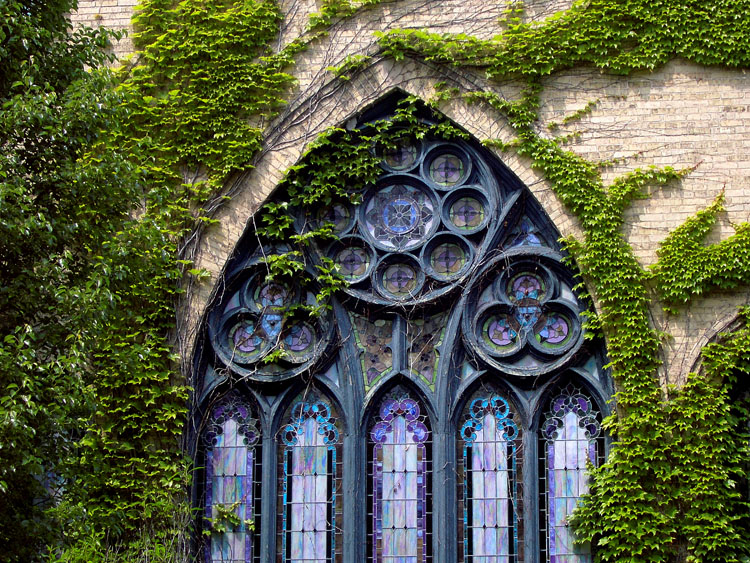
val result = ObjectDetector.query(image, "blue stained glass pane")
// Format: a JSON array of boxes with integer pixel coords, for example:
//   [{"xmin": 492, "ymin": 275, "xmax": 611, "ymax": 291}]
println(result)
[
  {"xmin": 281, "ymin": 399, "xmax": 341, "ymax": 563},
  {"xmin": 460, "ymin": 395, "xmax": 518, "ymax": 562}
]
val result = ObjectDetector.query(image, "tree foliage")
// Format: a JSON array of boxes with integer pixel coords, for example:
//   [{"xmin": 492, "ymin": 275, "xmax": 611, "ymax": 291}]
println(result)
[{"xmin": 0, "ymin": 1, "xmax": 187, "ymax": 560}]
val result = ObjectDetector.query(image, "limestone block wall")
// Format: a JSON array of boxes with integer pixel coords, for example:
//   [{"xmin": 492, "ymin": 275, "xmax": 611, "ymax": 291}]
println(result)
[{"xmin": 74, "ymin": 0, "xmax": 750, "ymax": 385}]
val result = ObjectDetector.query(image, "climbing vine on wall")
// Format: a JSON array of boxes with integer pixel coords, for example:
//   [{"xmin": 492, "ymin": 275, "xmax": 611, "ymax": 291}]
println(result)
[{"xmin": 43, "ymin": 0, "xmax": 395, "ymax": 560}]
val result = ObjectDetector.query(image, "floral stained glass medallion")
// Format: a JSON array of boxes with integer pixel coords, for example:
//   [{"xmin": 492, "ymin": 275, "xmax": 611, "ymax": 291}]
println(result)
[
  {"xmin": 203, "ymin": 395, "xmax": 262, "ymax": 563},
  {"xmin": 368, "ymin": 392, "xmax": 432, "ymax": 563},
  {"xmin": 364, "ymin": 184, "xmax": 437, "ymax": 251}
]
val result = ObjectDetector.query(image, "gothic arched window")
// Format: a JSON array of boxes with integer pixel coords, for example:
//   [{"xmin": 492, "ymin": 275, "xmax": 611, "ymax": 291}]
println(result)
[
  {"xmin": 193, "ymin": 95, "xmax": 612, "ymax": 563},
  {"xmin": 201, "ymin": 393, "xmax": 263, "ymax": 563},
  {"xmin": 278, "ymin": 392, "xmax": 342, "ymax": 562},
  {"xmin": 367, "ymin": 387, "xmax": 432, "ymax": 563},
  {"xmin": 457, "ymin": 390, "xmax": 521, "ymax": 562}
]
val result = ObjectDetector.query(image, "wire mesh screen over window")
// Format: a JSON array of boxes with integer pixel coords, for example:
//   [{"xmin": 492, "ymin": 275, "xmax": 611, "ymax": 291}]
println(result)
[
  {"xmin": 278, "ymin": 395, "xmax": 342, "ymax": 563},
  {"xmin": 539, "ymin": 386, "xmax": 602, "ymax": 563},
  {"xmin": 203, "ymin": 395, "xmax": 262, "ymax": 563},
  {"xmin": 368, "ymin": 389, "xmax": 432, "ymax": 563},
  {"xmin": 458, "ymin": 393, "xmax": 521, "ymax": 562},
  {"xmin": 195, "ymin": 96, "xmax": 611, "ymax": 563}
]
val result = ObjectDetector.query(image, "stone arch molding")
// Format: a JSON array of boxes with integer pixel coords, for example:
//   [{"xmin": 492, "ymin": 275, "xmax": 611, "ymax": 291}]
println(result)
[
  {"xmin": 184, "ymin": 58, "xmax": 586, "ymax": 358},
  {"xmin": 191, "ymin": 90, "xmax": 612, "ymax": 563}
]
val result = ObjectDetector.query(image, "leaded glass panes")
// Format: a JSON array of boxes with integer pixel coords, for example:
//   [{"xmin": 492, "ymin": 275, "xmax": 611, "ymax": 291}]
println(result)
[
  {"xmin": 278, "ymin": 395, "xmax": 342, "ymax": 563},
  {"xmin": 458, "ymin": 392, "xmax": 521, "ymax": 563},
  {"xmin": 539, "ymin": 386, "xmax": 602, "ymax": 563},
  {"xmin": 368, "ymin": 389, "xmax": 432, "ymax": 563},
  {"xmin": 203, "ymin": 394, "xmax": 262, "ymax": 563}
]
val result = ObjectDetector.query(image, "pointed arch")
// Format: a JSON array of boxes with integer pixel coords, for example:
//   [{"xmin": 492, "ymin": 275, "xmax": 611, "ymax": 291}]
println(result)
[
  {"xmin": 190, "ymin": 92, "xmax": 612, "ymax": 562},
  {"xmin": 276, "ymin": 387, "xmax": 344, "ymax": 563},
  {"xmin": 200, "ymin": 390, "xmax": 263, "ymax": 563},
  {"xmin": 365, "ymin": 382, "xmax": 433, "ymax": 563},
  {"xmin": 537, "ymin": 382, "xmax": 604, "ymax": 563},
  {"xmin": 454, "ymin": 382, "xmax": 523, "ymax": 563}
]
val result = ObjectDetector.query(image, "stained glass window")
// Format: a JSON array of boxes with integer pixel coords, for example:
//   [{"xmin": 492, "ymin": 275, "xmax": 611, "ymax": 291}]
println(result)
[
  {"xmin": 203, "ymin": 394, "xmax": 262, "ymax": 563},
  {"xmin": 196, "ymin": 97, "xmax": 611, "ymax": 563},
  {"xmin": 278, "ymin": 395, "xmax": 342, "ymax": 563},
  {"xmin": 539, "ymin": 386, "xmax": 603, "ymax": 563},
  {"xmin": 458, "ymin": 392, "xmax": 521, "ymax": 563},
  {"xmin": 368, "ymin": 390, "xmax": 432, "ymax": 563}
]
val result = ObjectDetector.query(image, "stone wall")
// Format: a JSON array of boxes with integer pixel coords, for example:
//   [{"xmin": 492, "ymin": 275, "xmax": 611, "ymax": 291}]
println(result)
[
  {"xmin": 75, "ymin": 0, "xmax": 750, "ymax": 385},
  {"xmin": 71, "ymin": 0, "xmax": 136, "ymax": 59}
]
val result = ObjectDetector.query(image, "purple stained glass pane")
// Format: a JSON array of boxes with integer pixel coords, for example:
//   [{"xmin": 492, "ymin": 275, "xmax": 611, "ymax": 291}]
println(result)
[
  {"xmin": 508, "ymin": 274, "xmax": 545, "ymax": 302},
  {"xmin": 283, "ymin": 322, "xmax": 315, "ymax": 356},
  {"xmin": 336, "ymin": 246, "xmax": 370, "ymax": 280},
  {"xmin": 537, "ymin": 315, "xmax": 571, "ymax": 347},
  {"xmin": 204, "ymin": 395, "xmax": 260, "ymax": 563},
  {"xmin": 541, "ymin": 387, "xmax": 601, "ymax": 563},
  {"xmin": 229, "ymin": 320, "xmax": 263, "ymax": 362},
  {"xmin": 484, "ymin": 316, "xmax": 517, "ymax": 349},
  {"xmin": 430, "ymin": 243, "xmax": 466, "ymax": 277},
  {"xmin": 383, "ymin": 263, "xmax": 418, "ymax": 296},
  {"xmin": 429, "ymin": 153, "xmax": 465, "ymax": 186},
  {"xmin": 281, "ymin": 398, "xmax": 341, "ymax": 563},
  {"xmin": 369, "ymin": 393, "xmax": 431, "ymax": 563},
  {"xmin": 449, "ymin": 197, "xmax": 485, "ymax": 231}
]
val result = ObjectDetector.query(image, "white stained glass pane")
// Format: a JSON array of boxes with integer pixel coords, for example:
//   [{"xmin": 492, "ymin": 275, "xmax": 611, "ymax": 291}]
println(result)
[
  {"xmin": 208, "ymin": 408, "xmax": 257, "ymax": 563},
  {"xmin": 380, "ymin": 414, "xmax": 421, "ymax": 559},
  {"xmin": 467, "ymin": 411, "xmax": 512, "ymax": 559},
  {"xmin": 547, "ymin": 409, "xmax": 594, "ymax": 562},
  {"xmin": 211, "ymin": 531, "xmax": 245, "ymax": 562},
  {"xmin": 286, "ymin": 409, "xmax": 335, "ymax": 563}
]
